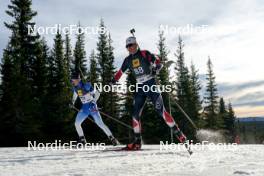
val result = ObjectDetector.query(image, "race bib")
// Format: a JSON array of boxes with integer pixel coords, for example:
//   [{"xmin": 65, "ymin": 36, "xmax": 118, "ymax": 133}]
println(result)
[{"xmin": 79, "ymin": 93, "xmax": 93, "ymax": 104}]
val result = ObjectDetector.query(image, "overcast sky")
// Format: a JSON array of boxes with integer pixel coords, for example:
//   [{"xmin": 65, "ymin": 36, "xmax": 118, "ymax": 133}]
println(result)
[{"xmin": 1, "ymin": 0, "xmax": 264, "ymax": 117}]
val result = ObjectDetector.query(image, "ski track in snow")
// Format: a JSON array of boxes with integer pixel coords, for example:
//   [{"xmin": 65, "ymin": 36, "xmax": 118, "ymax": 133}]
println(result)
[{"xmin": 0, "ymin": 145, "xmax": 264, "ymax": 176}]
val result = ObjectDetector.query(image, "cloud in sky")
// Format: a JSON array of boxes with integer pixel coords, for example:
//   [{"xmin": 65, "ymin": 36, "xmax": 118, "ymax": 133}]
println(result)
[
  {"xmin": 0, "ymin": 0, "xmax": 263, "ymax": 117},
  {"xmin": 216, "ymin": 81, "xmax": 264, "ymax": 117}
]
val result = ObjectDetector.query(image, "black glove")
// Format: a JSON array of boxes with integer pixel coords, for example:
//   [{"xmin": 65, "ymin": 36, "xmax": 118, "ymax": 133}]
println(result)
[{"xmin": 152, "ymin": 64, "xmax": 163, "ymax": 75}]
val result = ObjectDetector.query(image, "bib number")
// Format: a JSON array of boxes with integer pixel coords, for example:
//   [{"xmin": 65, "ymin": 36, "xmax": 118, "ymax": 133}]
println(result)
[
  {"xmin": 133, "ymin": 67, "xmax": 144, "ymax": 75},
  {"xmin": 79, "ymin": 93, "xmax": 93, "ymax": 104}
]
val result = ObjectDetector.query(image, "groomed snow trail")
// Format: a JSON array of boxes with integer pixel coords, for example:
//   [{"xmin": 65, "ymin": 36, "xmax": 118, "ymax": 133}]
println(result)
[{"xmin": 1, "ymin": 145, "xmax": 263, "ymax": 176}]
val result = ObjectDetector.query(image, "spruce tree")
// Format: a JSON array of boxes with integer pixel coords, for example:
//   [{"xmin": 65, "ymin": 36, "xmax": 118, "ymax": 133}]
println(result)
[
  {"xmin": 174, "ymin": 36, "xmax": 191, "ymax": 109},
  {"xmin": 73, "ymin": 23, "xmax": 87, "ymax": 76},
  {"xmin": 174, "ymin": 36, "xmax": 195, "ymax": 140},
  {"xmin": 33, "ymin": 38, "xmax": 49, "ymax": 97},
  {"xmin": 225, "ymin": 102, "xmax": 236, "ymax": 142},
  {"xmin": 65, "ymin": 32, "xmax": 72, "ymax": 75},
  {"xmin": 217, "ymin": 97, "xmax": 227, "ymax": 129},
  {"xmin": 96, "ymin": 19, "xmax": 118, "ymax": 115},
  {"xmin": 1, "ymin": 0, "xmax": 41, "ymax": 146},
  {"xmin": 189, "ymin": 62, "xmax": 203, "ymax": 128},
  {"xmin": 96, "ymin": 19, "xmax": 119, "ymax": 142},
  {"xmin": 43, "ymin": 31, "xmax": 73, "ymax": 141},
  {"xmin": 157, "ymin": 30, "xmax": 170, "ymax": 108},
  {"xmin": 106, "ymin": 34, "xmax": 119, "ymax": 117},
  {"xmin": 97, "ymin": 19, "xmax": 109, "ymax": 87},
  {"xmin": 219, "ymin": 97, "xmax": 227, "ymax": 114},
  {"xmin": 0, "ymin": 46, "xmax": 17, "ymax": 146},
  {"xmin": 204, "ymin": 57, "xmax": 219, "ymax": 129},
  {"xmin": 31, "ymin": 37, "xmax": 50, "ymax": 139},
  {"xmin": 88, "ymin": 50, "xmax": 98, "ymax": 84}
]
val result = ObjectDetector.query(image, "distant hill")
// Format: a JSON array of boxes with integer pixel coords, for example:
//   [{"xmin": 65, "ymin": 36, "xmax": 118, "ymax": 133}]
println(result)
[
  {"xmin": 236, "ymin": 117, "xmax": 264, "ymax": 122},
  {"xmin": 236, "ymin": 117, "xmax": 264, "ymax": 144}
]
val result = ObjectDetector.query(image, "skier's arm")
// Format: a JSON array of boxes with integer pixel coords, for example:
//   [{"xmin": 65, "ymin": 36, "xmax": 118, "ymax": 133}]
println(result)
[
  {"xmin": 112, "ymin": 57, "xmax": 129, "ymax": 83},
  {"xmin": 72, "ymin": 91, "xmax": 78, "ymax": 105},
  {"xmin": 93, "ymin": 90, "xmax": 100, "ymax": 102},
  {"xmin": 146, "ymin": 50, "xmax": 163, "ymax": 74},
  {"xmin": 84, "ymin": 82, "xmax": 100, "ymax": 102}
]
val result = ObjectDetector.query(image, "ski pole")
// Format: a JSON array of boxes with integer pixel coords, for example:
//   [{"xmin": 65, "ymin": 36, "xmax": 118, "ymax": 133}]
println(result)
[
  {"xmin": 99, "ymin": 111, "xmax": 133, "ymax": 130},
  {"xmin": 71, "ymin": 105, "xmax": 133, "ymax": 130},
  {"xmin": 78, "ymin": 66, "xmax": 87, "ymax": 82},
  {"xmin": 173, "ymin": 99, "xmax": 198, "ymax": 130}
]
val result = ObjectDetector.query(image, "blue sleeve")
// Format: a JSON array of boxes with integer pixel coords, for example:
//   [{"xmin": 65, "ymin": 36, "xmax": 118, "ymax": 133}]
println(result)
[{"xmin": 84, "ymin": 82, "xmax": 93, "ymax": 92}]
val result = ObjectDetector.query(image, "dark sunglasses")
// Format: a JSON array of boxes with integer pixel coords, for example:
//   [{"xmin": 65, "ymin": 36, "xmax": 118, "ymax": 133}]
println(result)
[{"xmin": 126, "ymin": 43, "xmax": 134, "ymax": 48}]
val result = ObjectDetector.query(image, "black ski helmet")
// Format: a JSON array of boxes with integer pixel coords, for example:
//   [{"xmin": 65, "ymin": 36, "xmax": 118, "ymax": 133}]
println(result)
[{"xmin": 71, "ymin": 72, "xmax": 80, "ymax": 80}]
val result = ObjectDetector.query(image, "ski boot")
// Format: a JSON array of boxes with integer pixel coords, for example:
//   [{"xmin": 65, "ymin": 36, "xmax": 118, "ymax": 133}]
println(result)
[
  {"xmin": 173, "ymin": 127, "xmax": 193, "ymax": 155},
  {"xmin": 109, "ymin": 136, "xmax": 119, "ymax": 146},
  {"xmin": 77, "ymin": 136, "xmax": 87, "ymax": 145},
  {"xmin": 123, "ymin": 135, "xmax": 141, "ymax": 151}
]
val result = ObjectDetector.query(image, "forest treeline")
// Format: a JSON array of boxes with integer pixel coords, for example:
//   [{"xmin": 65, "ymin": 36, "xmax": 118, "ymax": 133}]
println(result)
[{"xmin": 0, "ymin": 0, "xmax": 236, "ymax": 146}]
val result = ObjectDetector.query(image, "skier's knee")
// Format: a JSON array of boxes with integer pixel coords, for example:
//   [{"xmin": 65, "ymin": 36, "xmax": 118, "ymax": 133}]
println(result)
[
  {"xmin": 93, "ymin": 115, "xmax": 104, "ymax": 127},
  {"xmin": 96, "ymin": 120, "xmax": 104, "ymax": 129},
  {"xmin": 162, "ymin": 111, "xmax": 175, "ymax": 127},
  {"xmin": 154, "ymin": 96, "xmax": 164, "ymax": 115},
  {"xmin": 75, "ymin": 120, "xmax": 82, "ymax": 129}
]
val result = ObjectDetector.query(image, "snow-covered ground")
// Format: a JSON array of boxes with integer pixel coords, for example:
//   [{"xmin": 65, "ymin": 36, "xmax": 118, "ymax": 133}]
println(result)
[{"xmin": 1, "ymin": 145, "xmax": 264, "ymax": 176}]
